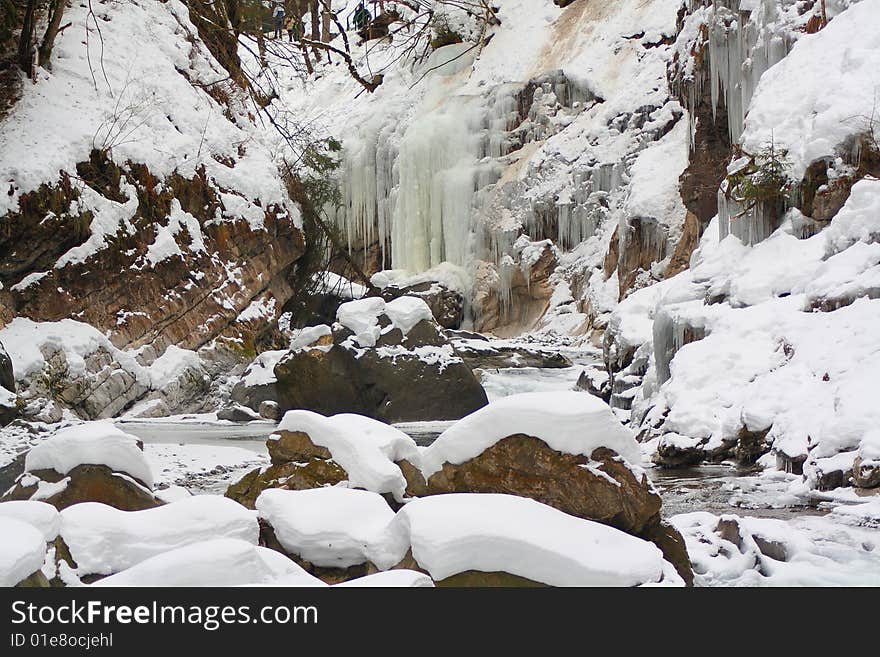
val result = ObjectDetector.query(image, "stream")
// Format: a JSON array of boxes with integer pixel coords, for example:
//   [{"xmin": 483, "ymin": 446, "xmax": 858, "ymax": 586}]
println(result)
[{"xmin": 116, "ymin": 348, "xmax": 826, "ymax": 520}]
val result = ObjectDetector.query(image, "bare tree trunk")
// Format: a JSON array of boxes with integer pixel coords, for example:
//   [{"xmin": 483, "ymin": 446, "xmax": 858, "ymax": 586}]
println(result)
[
  {"xmin": 38, "ymin": 0, "xmax": 67, "ymax": 68},
  {"xmin": 18, "ymin": 0, "xmax": 37, "ymax": 74},
  {"xmin": 309, "ymin": 0, "xmax": 320, "ymax": 58},
  {"xmin": 320, "ymin": 4, "xmax": 331, "ymax": 43}
]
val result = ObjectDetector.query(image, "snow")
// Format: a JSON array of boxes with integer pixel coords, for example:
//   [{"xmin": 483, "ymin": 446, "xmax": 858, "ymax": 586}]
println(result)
[
  {"xmin": 314, "ymin": 272, "xmax": 367, "ymax": 300},
  {"xmin": 92, "ymin": 539, "xmax": 324, "ymax": 587},
  {"xmin": 383, "ymin": 296, "xmax": 435, "ymax": 335},
  {"xmin": 275, "ymin": 411, "xmax": 419, "ymax": 500},
  {"xmin": 672, "ymin": 511, "xmax": 880, "ymax": 586},
  {"xmin": 290, "ymin": 325, "xmax": 332, "ymax": 352},
  {"xmin": 146, "ymin": 345, "xmax": 203, "ymax": 389},
  {"xmin": 59, "ymin": 496, "xmax": 258, "ymax": 576},
  {"xmin": 623, "ymin": 119, "xmax": 690, "ymax": 247},
  {"xmin": 255, "ymin": 488, "xmax": 396, "ymax": 569},
  {"xmin": 741, "ymin": 0, "xmax": 880, "ymax": 178},
  {"xmin": 240, "ymin": 350, "xmax": 287, "ymax": 388},
  {"xmin": 335, "ymin": 296, "xmax": 435, "ymax": 348},
  {"xmin": 371, "ymin": 263, "xmax": 470, "ymax": 295},
  {"xmin": 0, "ymin": 0, "xmax": 300, "ymax": 269},
  {"xmin": 0, "ymin": 501, "xmax": 60, "ymax": 541},
  {"xmin": 0, "ymin": 317, "xmax": 147, "ymax": 382},
  {"xmin": 419, "ymin": 391, "xmax": 639, "ymax": 479},
  {"xmin": 334, "ymin": 570, "xmax": 434, "ymax": 588},
  {"xmin": 383, "ymin": 494, "xmax": 669, "ymax": 586},
  {"xmin": 25, "ymin": 422, "xmax": 154, "ymax": 488},
  {"xmin": 0, "ymin": 517, "xmax": 47, "ymax": 587},
  {"xmin": 0, "ymin": 317, "xmax": 207, "ymax": 407},
  {"xmin": 336, "ymin": 297, "xmax": 387, "ymax": 346}
]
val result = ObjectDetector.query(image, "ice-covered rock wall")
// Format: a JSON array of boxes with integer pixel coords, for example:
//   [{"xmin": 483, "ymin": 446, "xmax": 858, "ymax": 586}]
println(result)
[
  {"xmin": 605, "ymin": 0, "xmax": 880, "ymax": 494},
  {"xmin": 308, "ymin": 0, "xmax": 690, "ymax": 333}
]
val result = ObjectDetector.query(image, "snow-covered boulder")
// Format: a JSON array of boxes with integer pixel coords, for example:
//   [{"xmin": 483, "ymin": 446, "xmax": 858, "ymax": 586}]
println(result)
[
  {"xmin": 372, "ymin": 272, "xmax": 465, "ymax": 330},
  {"xmin": 228, "ymin": 411, "xmax": 420, "ymax": 508},
  {"xmin": 92, "ymin": 539, "xmax": 324, "ymax": 587},
  {"xmin": 0, "ymin": 501, "xmax": 60, "ymax": 541},
  {"xmin": 2, "ymin": 422, "xmax": 161, "ymax": 511},
  {"xmin": 400, "ymin": 391, "xmax": 693, "ymax": 583},
  {"xmin": 334, "ymin": 570, "xmax": 434, "ymax": 588},
  {"xmin": 229, "ymin": 349, "xmax": 288, "ymax": 417},
  {"xmin": 383, "ymin": 494, "xmax": 673, "ymax": 587},
  {"xmin": 0, "ymin": 517, "xmax": 48, "ymax": 587},
  {"xmin": 273, "ymin": 297, "xmax": 488, "ymax": 423},
  {"xmin": 408, "ymin": 392, "xmax": 656, "ymax": 529},
  {"xmin": 256, "ymin": 488, "xmax": 397, "ymax": 575},
  {"xmin": 57, "ymin": 496, "xmax": 258, "ymax": 578}
]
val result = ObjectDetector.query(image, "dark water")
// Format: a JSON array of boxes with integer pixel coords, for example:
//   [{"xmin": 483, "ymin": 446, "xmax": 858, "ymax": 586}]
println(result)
[{"xmin": 647, "ymin": 464, "xmax": 825, "ymax": 519}]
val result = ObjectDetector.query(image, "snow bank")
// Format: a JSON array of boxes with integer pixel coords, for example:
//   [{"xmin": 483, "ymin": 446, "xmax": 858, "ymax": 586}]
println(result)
[
  {"xmin": 274, "ymin": 411, "xmax": 419, "ymax": 500},
  {"xmin": 26, "ymin": 422, "xmax": 154, "ymax": 487},
  {"xmin": 92, "ymin": 539, "xmax": 323, "ymax": 587},
  {"xmin": 419, "ymin": 392, "xmax": 638, "ymax": 478},
  {"xmin": 0, "ymin": 517, "xmax": 47, "ymax": 587},
  {"xmin": 384, "ymin": 494, "xmax": 667, "ymax": 586},
  {"xmin": 0, "ymin": 501, "xmax": 60, "ymax": 541},
  {"xmin": 672, "ymin": 511, "xmax": 880, "ymax": 586},
  {"xmin": 59, "ymin": 496, "xmax": 258, "ymax": 576},
  {"xmin": 256, "ymin": 488, "xmax": 396, "ymax": 569}
]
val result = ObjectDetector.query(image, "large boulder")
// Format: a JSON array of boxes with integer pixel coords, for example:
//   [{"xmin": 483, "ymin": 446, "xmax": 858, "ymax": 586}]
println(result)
[
  {"xmin": 381, "ymin": 494, "xmax": 677, "ymax": 587},
  {"xmin": 0, "ymin": 422, "xmax": 161, "ymax": 511},
  {"xmin": 226, "ymin": 411, "xmax": 419, "ymax": 508},
  {"xmin": 402, "ymin": 392, "xmax": 693, "ymax": 585},
  {"xmin": 274, "ymin": 297, "xmax": 488, "ymax": 422},
  {"xmin": 407, "ymin": 436, "xmax": 661, "ymax": 535}
]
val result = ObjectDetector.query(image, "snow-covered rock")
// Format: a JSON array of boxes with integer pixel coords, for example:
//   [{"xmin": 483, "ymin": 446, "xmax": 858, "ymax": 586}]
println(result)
[
  {"xmin": 383, "ymin": 494, "xmax": 671, "ymax": 587},
  {"xmin": 272, "ymin": 411, "xmax": 419, "ymax": 501},
  {"xmin": 274, "ymin": 298, "xmax": 488, "ymax": 423},
  {"xmin": 25, "ymin": 422, "xmax": 153, "ymax": 488},
  {"xmin": 256, "ymin": 488, "xmax": 396, "ymax": 570},
  {"xmin": 92, "ymin": 538, "xmax": 324, "ymax": 587},
  {"xmin": 0, "ymin": 517, "xmax": 47, "ymax": 587},
  {"xmin": 59, "ymin": 496, "xmax": 258, "ymax": 577},
  {"xmin": 419, "ymin": 391, "xmax": 639, "ymax": 478},
  {"xmin": 0, "ymin": 501, "xmax": 60, "ymax": 541},
  {"xmin": 333, "ymin": 570, "xmax": 434, "ymax": 588}
]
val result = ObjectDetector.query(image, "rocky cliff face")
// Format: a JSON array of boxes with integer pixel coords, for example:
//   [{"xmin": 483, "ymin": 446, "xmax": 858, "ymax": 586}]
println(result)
[{"xmin": 0, "ymin": 1, "xmax": 307, "ymax": 418}]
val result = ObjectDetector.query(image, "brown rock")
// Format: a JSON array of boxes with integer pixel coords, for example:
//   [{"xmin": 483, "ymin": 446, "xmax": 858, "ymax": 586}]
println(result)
[
  {"xmin": 267, "ymin": 430, "xmax": 333, "ymax": 465},
  {"xmin": 390, "ymin": 549, "xmax": 543, "ymax": 587},
  {"xmin": 853, "ymin": 456, "xmax": 880, "ymax": 489},
  {"xmin": 401, "ymin": 434, "xmax": 693, "ymax": 584},
  {"xmin": 665, "ymin": 211, "xmax": 702, "ymax": 279},
  {"xmin": 225, "ymin": 459, "xmax": 347, "ymax": 510},
  {"xmin": 639, "ymin": 520, "xmax": 694, "ymax": 587},
  {"xmin": 1, "ymin": 464, "xmax": 161, "ymax": 511},
  {"xmin": 407, "ymin": 435, "xmax": 661, "ymax": 535}
]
